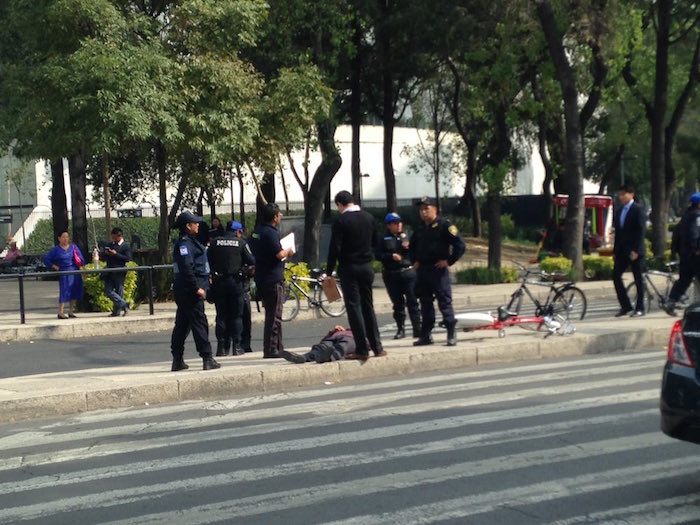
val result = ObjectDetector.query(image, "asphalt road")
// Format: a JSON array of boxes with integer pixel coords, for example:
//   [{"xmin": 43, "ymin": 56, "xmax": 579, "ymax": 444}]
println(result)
[{"xmin": 0, "ymin": 350, "xmax": 696, "ymax": 524}]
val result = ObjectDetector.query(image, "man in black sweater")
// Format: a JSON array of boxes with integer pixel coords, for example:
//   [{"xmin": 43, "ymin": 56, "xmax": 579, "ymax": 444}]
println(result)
[
  {"xmin": 325, "ymin": 191, "xmax": 384, "ymax": 361},
  {"xmin": 102, "ymin": 227, "xmax": 132, "ymax": 317}
]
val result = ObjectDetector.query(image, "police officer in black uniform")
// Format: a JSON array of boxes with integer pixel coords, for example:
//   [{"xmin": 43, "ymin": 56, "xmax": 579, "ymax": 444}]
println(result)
[
  {"xmin": 208, "ymin": 220, "xmax": 255, "ymax": 357},
  {"xmin": 665, "ymin": 192, "xmax": 700, "ymax": 315},
  {"xmin": 376, "ymin": 212, "xmax": 421, "ymax": 339},
  {"xmin": 171, "ymin": 211, "xmax": 220, "ymax": 371},
  {"xmin": 409, "ymin": 196, "xmax": 466, "ymax": 347}
]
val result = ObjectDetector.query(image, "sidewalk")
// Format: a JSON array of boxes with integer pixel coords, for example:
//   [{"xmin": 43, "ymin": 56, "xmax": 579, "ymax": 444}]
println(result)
[
  {"xmin": 0, "ymin": 280, "xmax": 676, "ymax": 424},
  {"xmin": 0, "ymin": 280, "xmax": 616, "ymax": 343}
]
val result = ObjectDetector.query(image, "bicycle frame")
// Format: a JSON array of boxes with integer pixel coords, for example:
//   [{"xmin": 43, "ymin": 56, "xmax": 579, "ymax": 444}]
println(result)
[
  {"xmin": 507, "ymin": 278, "xmax": 558, "ymax": 316},
  {"xmin": 289, "ymin": 275, "xmax": 323, "ymax": 307}
]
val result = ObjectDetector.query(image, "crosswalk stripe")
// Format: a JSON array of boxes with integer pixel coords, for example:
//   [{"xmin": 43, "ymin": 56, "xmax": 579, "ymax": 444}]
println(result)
[
  {"xmin": 0, "ymin": 359, "xmax": 662, "ymax": 453},
  {"xmin": 546, "ymin": 494, "xmax": 700, "ymax": 524},
  {"xmin": 0, "ymin": 432, "xmax": 670, "ymax": 523},
  {"xmin": 0, "ymin": 406, "xmax": 656, "ymax": 497},
  {"xmin": 0, "ymin": 374, "xmax": 660, "ymax": 472},
  {"xmin": 27, "ymin": 349, "xmax": 662, "ymax": 428}
]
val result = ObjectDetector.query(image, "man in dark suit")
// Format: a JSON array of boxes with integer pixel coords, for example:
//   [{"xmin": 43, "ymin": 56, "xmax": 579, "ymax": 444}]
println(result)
[
  {"xmin": 103, "ymin": 227, "xmax": 132, "ymax": 317},
  {"xmin": 612, "ymin": 184, "xmax": 647, "ymax": 317}
]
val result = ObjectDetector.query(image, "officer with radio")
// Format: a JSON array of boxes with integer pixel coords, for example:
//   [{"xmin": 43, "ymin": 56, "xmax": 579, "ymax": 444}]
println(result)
[
  {"xmin": 208, "ymin": 220, "xmax": 255, "ymax": 357},
  {"xmin": 376, "ymin": 212, "xmax": 421, "ymax": 339},
  {"xmin": 171, "ymin": 211, "xmax": 220, "ymax": 371},
  {"xmin": 409, "ymin": 196, "xmax": 466, "ymax": 347}
]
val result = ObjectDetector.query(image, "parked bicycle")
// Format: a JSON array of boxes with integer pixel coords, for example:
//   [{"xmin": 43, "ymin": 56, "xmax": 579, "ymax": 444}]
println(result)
[
  {"xmin": 281, "ymin": 264, "xmax": 346, "ymax": 322},
  {"xmin": 625, "ymin": 261, "xmax": 699, "ymax": 314},
  {"xmin": 505, "ymin": 262, "xmax": 587, "ymax": 330}
]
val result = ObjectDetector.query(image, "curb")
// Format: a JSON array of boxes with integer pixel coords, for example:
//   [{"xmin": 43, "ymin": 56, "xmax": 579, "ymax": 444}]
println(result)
[{"xmin": 0, "ymin": 323, "xmax": 670, "ymax": 424}]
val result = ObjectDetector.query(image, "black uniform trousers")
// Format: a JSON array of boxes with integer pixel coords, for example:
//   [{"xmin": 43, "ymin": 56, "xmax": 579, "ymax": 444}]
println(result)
[
  {"xmin": 213, "ymin": 277, "xmax": 244, "ymax": 350},
  {"xmin": 612, "ymin": 255, "xmax": 645, "ymax": 312},
  {"xmin": 259, "ymin": 280, "xmax": 285, "ymax": 356},
  {"xmin": 669, "ymin": 253, "xmax": 700, "ymax": 302},
  {"xmin": 415, "ymin": 267, "xmax": 455, "ymax": 336},
  {"xmin": 338, "ymin": 262, "xmax": 382, "ymax": 356},
  {"xmin": 383, "ymin": 269, "xmax": 420, "ymax": 326},
  {"xmin": 241, "ymin": 288, "xmax": 252, "ymax": 350},
  {"xmin": 171, "ymin": 292, "xmax": 212, "ymax": 359}
]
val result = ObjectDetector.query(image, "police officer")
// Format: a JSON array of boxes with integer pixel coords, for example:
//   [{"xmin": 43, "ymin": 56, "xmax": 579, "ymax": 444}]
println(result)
[
  {"xmin": 235, "ymin": 223, "xmax": 256, "ymax": 353},
  {"xmin": 664, "ymin": 192, "xmax": 700, "ymax": 315},
  {"xmin": 171, "ymin": 210, "xmax": 220, "ymax": 371},
  {"xmin": 208, "ymin": 220, "xmax": 255, "ymax": 357},
  {"xmin": 376, "ymin": 212, "xmax": 421, "ymax": 339},
  {"xmin": 409, "ymin": 196, "xmax": 466, "ymax": 347}
]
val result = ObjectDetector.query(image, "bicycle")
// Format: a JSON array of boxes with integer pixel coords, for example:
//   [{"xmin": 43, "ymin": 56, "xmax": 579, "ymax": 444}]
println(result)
[
  {"xmin": 625, "ymin": 261, "xmax": 699, "ymax": 314},
  {"xmin": 281, "ymin": 265, "xmax": 346, "ymax": 322},
  {"xmin": 505, "ymin": 262, "xmax": 587, "ymax": 330}
]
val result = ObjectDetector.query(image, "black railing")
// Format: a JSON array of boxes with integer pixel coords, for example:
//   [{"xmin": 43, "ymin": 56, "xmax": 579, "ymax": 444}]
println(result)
[{"xmin": 0, "ymin": 264, "xmax": 173, "ymax": 324}]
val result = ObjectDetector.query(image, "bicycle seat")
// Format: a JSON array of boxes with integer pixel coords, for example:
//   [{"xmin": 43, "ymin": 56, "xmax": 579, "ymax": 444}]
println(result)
[{"xmin": 310, "ymin": 268, "xmax": 323, "ymax": 278}]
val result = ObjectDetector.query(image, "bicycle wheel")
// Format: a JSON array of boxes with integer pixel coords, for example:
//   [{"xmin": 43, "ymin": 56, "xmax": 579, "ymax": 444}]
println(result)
[
  {"xmin": 552, "ymin": 286, "xmax": 587, "ymax": 321},
  {"xmin": 625, "ymin": 281, "xmax": 651, "ymax": 314},
  {"xmin": 281, "ymin": 285, "xmax": 301, "ymax": 322},
  {"xmin": 319, "ymin": 284, "xmax": 346, "ymax": 317}
]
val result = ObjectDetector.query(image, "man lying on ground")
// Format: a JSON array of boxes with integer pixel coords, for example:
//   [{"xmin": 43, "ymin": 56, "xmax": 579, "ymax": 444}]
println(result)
[{"xmin": 280, "ymin": 325, "xmax": 370, "ymax": 364}]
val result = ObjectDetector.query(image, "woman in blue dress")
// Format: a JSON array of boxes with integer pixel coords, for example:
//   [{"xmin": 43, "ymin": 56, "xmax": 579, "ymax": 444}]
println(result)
[{"xmin": 44, "ymin": 230, "xmax": 85, "ymax": 319}]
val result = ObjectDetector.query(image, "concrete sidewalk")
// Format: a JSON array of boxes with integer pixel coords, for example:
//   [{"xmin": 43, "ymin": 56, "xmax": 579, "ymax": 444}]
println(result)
[
  {"xmin": 0, "ymin": 306, "xmax": 676, "ymax": 424},
  {"xmin": 0, "ymin": 280, "xmax": 616, "ymax": 343}
]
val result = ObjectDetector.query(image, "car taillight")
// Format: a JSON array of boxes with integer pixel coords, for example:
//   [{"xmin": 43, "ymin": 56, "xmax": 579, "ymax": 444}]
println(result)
[{"xmin": 668, "ymin": 320, "xmax": 694, "ymax": 367}]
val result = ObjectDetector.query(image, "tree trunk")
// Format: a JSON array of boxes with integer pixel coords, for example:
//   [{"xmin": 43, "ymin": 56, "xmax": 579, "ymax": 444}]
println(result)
[
  {"xmin": 155, "ymin": 141, "xmax": 169, "ymax": 263},
  {"xmin": 304, "ymin": 120, "xmax": 342, "ymax": 267},
  {"xmin": 465, "ymin": 139, "xmax": 481, "ymax": 237},
  {"xmin": 237, "ymin": 167, "xmax": 246, "ymax": 228},
  {"xmin": 68, "ymin": 153, "xmax": 88, "ymax": 259},
  {"xmin": 102, "ymin": 153, "xmax": 111, "ymax": 237},
  {"xmin": 382, "ymin": 108, "xmax": 397, "ymax": 212},
  {"xmin": 648, "ymin": 0, "xmax": 671, "ymax": 259},
  {"xmin": 486, "ymin": 194, "xmax": 501, "ymax": 270},
  {"xmin": 536, "ymin": 0, "xmax": 585, "ymax": 276},
  {"xmin": 350, "ymin": 14, "xmax": 362, "ymax": 202},
  {"xmin": 50, "ymin": 159, "xmax": 69, "ymax": 243}
]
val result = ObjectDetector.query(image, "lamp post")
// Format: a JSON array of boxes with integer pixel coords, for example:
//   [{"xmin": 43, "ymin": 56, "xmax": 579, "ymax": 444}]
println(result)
[{"xmin": 359, "ymin": 173, "xmax": 370, "ymax": 205}]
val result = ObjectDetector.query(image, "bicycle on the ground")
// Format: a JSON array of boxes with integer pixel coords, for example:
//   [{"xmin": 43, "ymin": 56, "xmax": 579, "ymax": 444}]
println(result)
[
  {"xmin": 281, "ymin": 264, "xmax": 346, "ymax": 322},
  {"xmin": 505, "ymin": 262, "xmax": 587, "ymax": 330},
  {"xmin": 625, "ymin": 261, "xmax": 699, "ymax": 314}
]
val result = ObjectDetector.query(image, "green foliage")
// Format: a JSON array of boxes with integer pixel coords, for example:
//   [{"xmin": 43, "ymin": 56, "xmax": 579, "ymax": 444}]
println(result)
[
  {"xmin": 371, "ymin": 260, "xmax": 383, "ymax": 274},
  {"xmin": 284, "ymin": 262, "xmax": 311, "ymax": 293},
  {"xmin": 455, "ymin": 266, "xmax": 518, "ymax": 285},
  {"xmin": 82, "ymin": 261, "xmax": 139, "ymax": 312},
  {"xmin": 582, "ymin": 255, "xmax": 613, "ymax": 281},
  {"xmin": 539, "ymin": 256, "xmax": 573, "ymax": 274}
]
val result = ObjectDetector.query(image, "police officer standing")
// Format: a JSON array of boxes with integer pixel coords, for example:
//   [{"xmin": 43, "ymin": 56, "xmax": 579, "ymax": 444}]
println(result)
[
  {"xmin": 410, "ymin": 196, "xmax": 466, "ymax": 346},
  {"xmin": 171, "ymin": 211, "xmax": 220, "ymax": 371},
  {"xmin": 208, "ymin": 220, "xmax": 255, "ymax": 357},
  {"xmin": 234, "ymin": 223, "xmax": 256, "ymax": 354},
  {"xmin": 376, "ymin": 212, "xmax": 421, "ymax": 339},
  {"xmin": 664, "ymin": 192, "xmax": 700, "ymax": 315}
]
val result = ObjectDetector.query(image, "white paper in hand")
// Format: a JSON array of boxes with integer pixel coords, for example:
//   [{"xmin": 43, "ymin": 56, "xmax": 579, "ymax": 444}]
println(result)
[{"xmin": 280, "ymin": 232, "xmax": 296, "ymax": 260}]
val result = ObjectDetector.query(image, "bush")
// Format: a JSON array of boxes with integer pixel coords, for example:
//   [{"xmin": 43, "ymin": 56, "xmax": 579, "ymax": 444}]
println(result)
[
  {"xmin": 455, "ymin": 266, "xmax": 519, "ymax": 285},
  {"xmin": 284, "ymin": 262, "xmax": 311, "ymax": 292},
  {"xmin": 582, "ymin": 255, "xmax": 613, "ymax": 280},
  {"xmin": 82, "ymin": 261, "xmax": 139, "ymax": 312},
  {"xmin": 539, "ymin": 256, "xmax": 573, "ymax": 274},
  {"xmin": 371, "ymin": 259, "xmax": 383, "ymax": 274}
]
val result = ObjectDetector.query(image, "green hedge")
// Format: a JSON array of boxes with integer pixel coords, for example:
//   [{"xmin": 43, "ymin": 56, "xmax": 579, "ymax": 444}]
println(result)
[
  {"xmin": 82, "ymin": 261, "xmax": 139, "ymax": 312},
  {"xmin": 582, "ymin": 255, "xmax": 613, "ymax": 280},
  {"xmin": 455, "ymin": 266, "xmax": 519, "ymax": 285}
]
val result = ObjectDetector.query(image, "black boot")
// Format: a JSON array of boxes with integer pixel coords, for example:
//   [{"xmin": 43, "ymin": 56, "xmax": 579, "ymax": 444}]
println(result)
[
  {"xmin": 215, "ymin": 341, "xmax": 229, "ymax": 357},
  {"xmin": 446, "ymin": 324, "xmax": 457, "ymax": 347},
  {"xmin": 393, "ymin": 321, "xmax": 406, "ymax": 340},
  {"xmin": 413, "ymin": 335, "xmax": 434, "ymax": 346},
  {"xmin": 232, "ymin": 345, "xmax": 245, "ymax": 356},
  {"xmin": 203, "ymin": 356, "xmax": 221, "ymax": 370},
  {"xmin": 171, "ymin": 356, "xmax": 189, "ymax": 372}
]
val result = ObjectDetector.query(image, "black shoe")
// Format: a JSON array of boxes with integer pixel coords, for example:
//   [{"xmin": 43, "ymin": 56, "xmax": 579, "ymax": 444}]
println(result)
[
  {"xmin": 446, "ymin": 324, "xmax": 457, "ymax": 347},
  {"xmin": 215, "ymin": 343, "xmax": 229, "ymax": 357},
  {"xmin": 630, "ymin": 310, "xmax": 645, "ymax": 318},
  {"xmin": 614, "ymin": 309, "xmax": 632, "ymax": 317},
  {"xmin": 122, "ymin": 305, "xmax": 129, "ymax": 316},
  {"xmin": 263, "ymin": 353, "xmax": 282, "ymax": 359},
  {"xmin": 171, "ymin": 358, "xmax": 189, "ymax": 372},
  {"xmin": 393, "ymin": 327, "xmax": 406, "ymax": 340},
  {"xmin": 109, "ymin": 312, "xmax": 120, "ymax": 317},
  {"xmin": 280, "ymin": 350, "xmax": 306, "ymax": 364},
  {"xmin": 413, "ymin": 336, "xmax": 434, "ymax": 346},
  {"xmin": 232, "ymin": 346, "xmax": 245, "ymax": 356},
  {"xmin": 203, "ymin": 357, "xmax": 221, "ymax": 370},
  {"xmin": 661, "ymin": 300, "xmax": 677, "ymax": 316},
  {"xmin": 243, "ymin": 347, "xmax": 253, "ymax": 353}
]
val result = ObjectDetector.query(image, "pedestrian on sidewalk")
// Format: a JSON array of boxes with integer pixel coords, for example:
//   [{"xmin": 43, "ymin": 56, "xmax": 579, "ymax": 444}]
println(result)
[
  {"xmin": 664, "ymin": 192, "xmax": 700, "ymax": 315},
  {"xmin": 410, "ymin": 196, "xmax": 466, "ymax": 347},
  {"xmin": 325, "ymin": 191, "xmax": 384, "ymax": 361},
  {"xmin": 102, "ymin": 227, "xmax": 132, "ymax": 317},
  {"xmin": 208, "ymin": 220, "xmax": 255, "ymax": 357},
  {"xmin": 376, "ymin": 212, "xmax": 421, "ymax": 339},
  {"xmin": 170, "ymin": 211, "xmax": 220, "ymax": 372},
  {"xmin": 612, "ymin": 184, "xmax": 647, "ymax": 318},
  {"xmin": 43, "ymin": 230, "xmax": 85, "ymax": 319},
  {"xmin": 280, "ymin": 325, "xmax": 367, "ymax": 364},
  {"xmin": 250, "ymin": 203, "xmax": 293, "ymax": 359}
]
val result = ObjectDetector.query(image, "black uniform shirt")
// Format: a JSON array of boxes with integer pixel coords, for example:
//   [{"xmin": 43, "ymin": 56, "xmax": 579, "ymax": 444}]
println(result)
[
  {"xmin": 208, "ymin": 232, "xmax": 255, "ymax": 277},
  {"xmin": 250, "ymin": 223, "xmax": 284, "ymax": 286},
  {"xmin": 376, "ymin": 230, "xmax": 413, "ymax": 272},
  {"xmin": 172, "ymin": 233, "xmax": 210, "ymax": 295},
  {"xmin": 410, "ymin": 216, "xmax": 466, "ymax": 266}
]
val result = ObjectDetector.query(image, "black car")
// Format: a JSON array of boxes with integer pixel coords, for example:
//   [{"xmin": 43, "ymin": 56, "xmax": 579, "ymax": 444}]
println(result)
[{"xmin": 661, "ymin": 303, "xmax": 700, "ymax": 444}]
